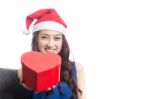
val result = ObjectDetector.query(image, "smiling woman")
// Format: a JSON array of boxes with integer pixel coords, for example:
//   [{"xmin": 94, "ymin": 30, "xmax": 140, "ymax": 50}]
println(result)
[
  {"xmin": 18, "ymin": 8, "xmax": 87, "ymax": 99},
  {"xmin": 37, "ymin": 30, "xmax": 62, "ymax": 54}
]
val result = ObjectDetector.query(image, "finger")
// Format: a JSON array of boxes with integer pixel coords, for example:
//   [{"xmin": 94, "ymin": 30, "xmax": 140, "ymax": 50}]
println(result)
[
  {"xmin": 53, "ymin": 85, "xmax": 56, "ymax": 88},
  {"xmin": 48, "ymin": 87, "xmax": 52, "ymax": 90},
  {"xmin": 20, "ymin": 80, "xmax": 25, "ymax": 83}
]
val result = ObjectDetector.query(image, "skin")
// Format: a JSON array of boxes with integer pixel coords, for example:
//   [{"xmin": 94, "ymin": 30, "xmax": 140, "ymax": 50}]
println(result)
[
  {"xmin": 37, "ymin": 30, "xmax": 62, "ymax": 54},
  {"xmin": 18, "ymin": 30, "xmax": 87, "ymax": 99}
]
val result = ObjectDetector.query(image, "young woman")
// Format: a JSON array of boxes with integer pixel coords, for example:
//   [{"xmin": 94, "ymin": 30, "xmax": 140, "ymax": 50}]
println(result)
[{"xmin": 18, "ymin": 8, "xmax": 87, "ymax": 99}]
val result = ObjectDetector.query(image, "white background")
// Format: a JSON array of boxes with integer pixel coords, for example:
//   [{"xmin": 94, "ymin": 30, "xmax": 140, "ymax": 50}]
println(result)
[{"xmin": 0, "ymin": 0, "xmax": 150, "ymax": 99}]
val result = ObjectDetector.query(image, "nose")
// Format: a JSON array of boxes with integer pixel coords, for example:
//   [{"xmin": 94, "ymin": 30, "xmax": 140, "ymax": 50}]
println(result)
[{"xmin": 47, "ymin": 39, "xmax": 55, "ymax": 47}]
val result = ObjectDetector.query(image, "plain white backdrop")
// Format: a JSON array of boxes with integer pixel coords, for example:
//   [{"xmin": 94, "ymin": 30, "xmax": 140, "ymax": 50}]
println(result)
[{"xmin": 0, "ymin": 0, "xmax": 150, "ymax": 99}]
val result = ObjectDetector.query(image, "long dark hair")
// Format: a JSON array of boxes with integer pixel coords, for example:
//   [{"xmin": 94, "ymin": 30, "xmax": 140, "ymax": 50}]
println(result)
[{"xmin": 31, "ymin": 31, "xmax": 82, "ymax": 99}]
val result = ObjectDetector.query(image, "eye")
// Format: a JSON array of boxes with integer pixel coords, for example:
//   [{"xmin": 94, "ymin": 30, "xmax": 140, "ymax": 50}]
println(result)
[
  {"xmin": 41, "ymin": 36, "xmax": 48, "ymax": 39},
  {"xmin": 55, "ymin": 37, "xmax": 61, "ymax": 41}
]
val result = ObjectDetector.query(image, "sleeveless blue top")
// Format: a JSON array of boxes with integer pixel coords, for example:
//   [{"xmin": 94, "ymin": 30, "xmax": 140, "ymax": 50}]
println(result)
[{"xmin": 30, "ymin": 62, "xmax": 77, "ymax": 99}]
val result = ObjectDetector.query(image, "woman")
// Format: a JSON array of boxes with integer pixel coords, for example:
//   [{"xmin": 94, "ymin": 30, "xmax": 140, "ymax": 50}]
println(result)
[{"xmin": 18, "ymin": 8, "xmax": 87, "ymax": 99}]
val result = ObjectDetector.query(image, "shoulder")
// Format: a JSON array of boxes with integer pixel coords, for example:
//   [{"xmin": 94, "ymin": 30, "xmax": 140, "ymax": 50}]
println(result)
[
  {"xmin": 74, "ymin": 62, "xmax": 85, "ymax": 77},
  {"xmin": 74, "ymin": 62, "xmax": 84, "ymax": 71}
]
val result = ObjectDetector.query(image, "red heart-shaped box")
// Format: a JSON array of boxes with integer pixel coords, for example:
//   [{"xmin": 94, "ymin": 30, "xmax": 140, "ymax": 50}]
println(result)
[{"xmin": 21, "ymin": 51, "xmax": 61, "ymax": 92}]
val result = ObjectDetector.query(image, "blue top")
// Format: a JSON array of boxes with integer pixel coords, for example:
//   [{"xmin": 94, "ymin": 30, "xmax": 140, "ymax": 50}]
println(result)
[{"xmin": 30, "ymin": 62, "xmax": 77, "ymax": 99}]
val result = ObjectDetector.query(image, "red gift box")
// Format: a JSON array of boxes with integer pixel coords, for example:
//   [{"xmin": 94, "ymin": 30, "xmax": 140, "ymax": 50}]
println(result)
[{"xmin": 21, "ymin": 51, "xmax": 61, "ymax": 92}]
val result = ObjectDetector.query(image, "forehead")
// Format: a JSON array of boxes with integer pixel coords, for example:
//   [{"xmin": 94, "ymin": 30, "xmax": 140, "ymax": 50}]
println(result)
[{"xmin": 39, "ymin": 29, "xmax": 62, "ymax": 36}]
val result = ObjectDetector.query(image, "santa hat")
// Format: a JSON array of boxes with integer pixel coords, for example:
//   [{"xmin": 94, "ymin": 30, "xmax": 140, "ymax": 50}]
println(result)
[{"xmin": 23, "ymin": 8, "xmax": 67, "ymax": 35}]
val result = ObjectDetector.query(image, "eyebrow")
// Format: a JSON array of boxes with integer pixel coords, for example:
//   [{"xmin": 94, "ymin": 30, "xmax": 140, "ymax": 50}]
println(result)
[
  {"xmin": 55, "ymin": 34, "xmax": 62, "ymax": 36},
  {"xmin": 40, "ymin": 33, "xmax": 62, "ymax": 37},
  {"xmin": 40, "ymin": 34, "xmax": 49, "ymax": 36}
]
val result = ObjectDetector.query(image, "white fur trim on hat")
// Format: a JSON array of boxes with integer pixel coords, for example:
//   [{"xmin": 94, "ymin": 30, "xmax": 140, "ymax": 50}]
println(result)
[
  {"xmin": 23, "ymin": 29, "xmax": 30, "ymax": 35},
  {"xmin": 32, "ymin": 21, "xmax": 66, "ymax": 34}
]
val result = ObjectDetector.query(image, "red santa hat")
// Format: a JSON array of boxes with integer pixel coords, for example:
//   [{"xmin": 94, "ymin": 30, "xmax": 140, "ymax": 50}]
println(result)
[{"xmin": 23, "ymin": 8, "xmax": 67, "ymax": 35}]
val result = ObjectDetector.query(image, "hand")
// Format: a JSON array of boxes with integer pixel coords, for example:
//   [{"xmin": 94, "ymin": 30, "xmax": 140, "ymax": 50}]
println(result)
[
  {"xmin": 45, "ymin": 85, "xmax": 56, "ymax": 96},
  {"xmin": 47, "ymin": 85, "xmax": 56, "ymax": 90}
]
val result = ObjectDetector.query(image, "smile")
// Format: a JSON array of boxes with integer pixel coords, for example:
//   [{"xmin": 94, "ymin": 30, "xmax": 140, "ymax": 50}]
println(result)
[{"xmin": 45, "ymin": 48, "xmax": 56, "ymax": 53}]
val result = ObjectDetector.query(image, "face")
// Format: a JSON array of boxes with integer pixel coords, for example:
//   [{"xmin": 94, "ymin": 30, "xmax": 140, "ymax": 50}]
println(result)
[{"xmin": 38, "ymin": 29, "xmax": 63, "ymax": 54}]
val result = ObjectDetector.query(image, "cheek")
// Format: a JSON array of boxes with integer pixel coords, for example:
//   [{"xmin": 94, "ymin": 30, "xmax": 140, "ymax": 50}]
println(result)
[
  {"xmin": 38, "ymin": 40, "xmax": 46, "ymax": 50},
  {"xmin": 58, "ymin": 42, "xmax": 63, "ymax": 50}
]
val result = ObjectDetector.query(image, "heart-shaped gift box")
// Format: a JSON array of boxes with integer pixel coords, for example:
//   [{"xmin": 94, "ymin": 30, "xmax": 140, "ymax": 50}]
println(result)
[{"xmin": 21, "ymin": 51, "xmax": 61, "ymax": 92}]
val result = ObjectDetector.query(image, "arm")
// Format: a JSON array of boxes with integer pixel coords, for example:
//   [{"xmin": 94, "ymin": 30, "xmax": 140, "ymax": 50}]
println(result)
[{"xmin": 75, "ymin": 62, "xmax": 87, "ymax": 99}]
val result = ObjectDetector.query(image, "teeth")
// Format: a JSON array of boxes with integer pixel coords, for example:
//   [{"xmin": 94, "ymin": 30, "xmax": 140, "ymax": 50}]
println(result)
[{"xmin": 46, "ymin": 49, "xmax": 55, "ymax": 52}]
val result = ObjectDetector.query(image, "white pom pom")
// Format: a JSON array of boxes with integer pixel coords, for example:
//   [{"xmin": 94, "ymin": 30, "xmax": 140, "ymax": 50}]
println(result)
[{"xmin": 23, "ymin": 29, "xmax": 30, "ymax": 35}]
